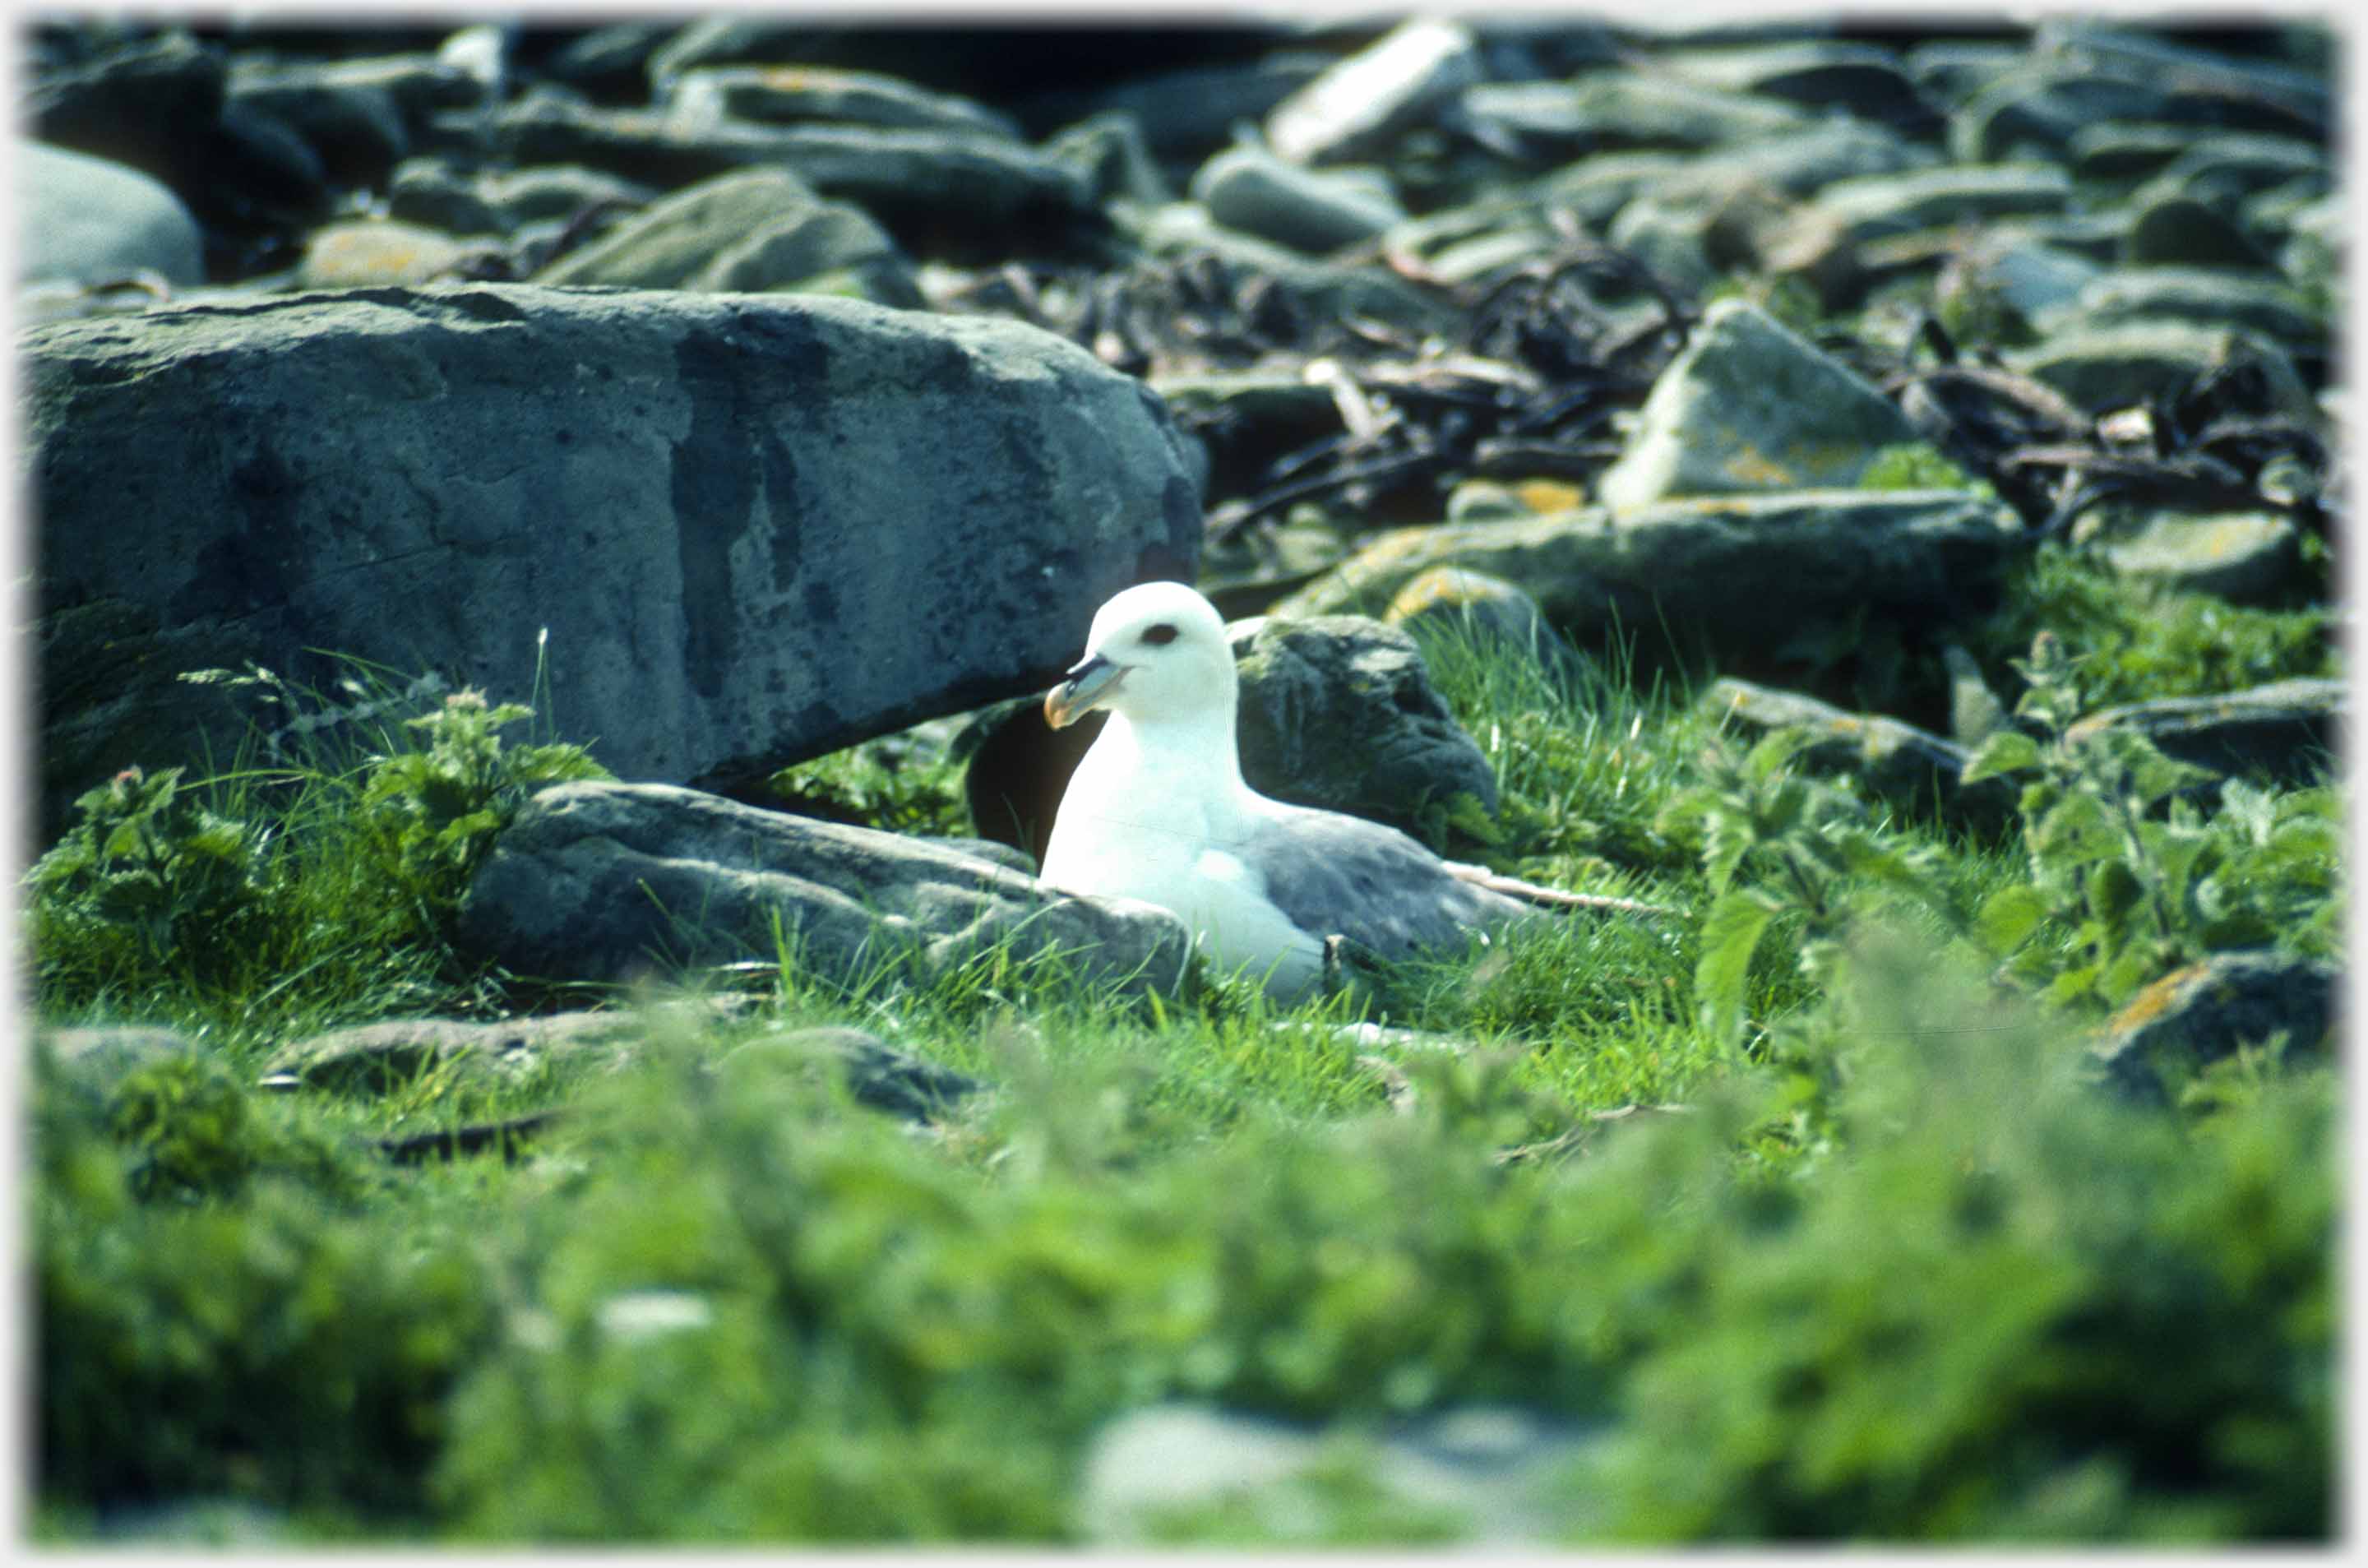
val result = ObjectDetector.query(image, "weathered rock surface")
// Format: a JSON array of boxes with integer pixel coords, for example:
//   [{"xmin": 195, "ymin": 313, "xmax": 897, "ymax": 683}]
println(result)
[
  {"xmin": 716, "ymin": 1024, "xmax": 983, "ymax": 1122},
  {"xmin": 1279, "ymin": 491, "xmax": 2025, "ymax": 661},
  {"xmin": 2095, "ymin": 511, "xmax": 2304, "ymax": 604},
  {"xmin": 27, "ymin": 283, "xmax": 1200, "ymax": 826},
  {"xmin": 456, "ymin": 781, "xmax": 1196, "ymax": 995},
  {"xmin": 261, "ymin": 1011, "xmax": 659, "ymax": 1090},
  {"xmin": 1596, "ymin": 298, "xmax": 1920, "ymax": 511},
  {"xmin": 1228, "ymin": 613, "xmax": 1500, "ymax": 823},
  {"xmin": 2091, "ymin": 951, "xmax": 2338, "ymax": 1103},
  {"xmin": 1701, "ymin": 678, "xmax": 2012, "ymax": 822},
  {"xmin": 2065, "ymin": 678, "xmax": 2343, "ymax": 787}
]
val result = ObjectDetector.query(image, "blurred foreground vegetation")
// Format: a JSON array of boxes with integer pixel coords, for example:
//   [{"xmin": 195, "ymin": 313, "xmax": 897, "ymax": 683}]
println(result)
[{"xmin": 25, "ymin": 545, "xmax": 2338, "ymax": 1544}]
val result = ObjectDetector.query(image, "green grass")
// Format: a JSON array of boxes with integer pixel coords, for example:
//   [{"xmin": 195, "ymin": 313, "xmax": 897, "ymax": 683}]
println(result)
[{"xmin": 23, "ymin": 561, "xmax": 2341, "ymax": 1545}]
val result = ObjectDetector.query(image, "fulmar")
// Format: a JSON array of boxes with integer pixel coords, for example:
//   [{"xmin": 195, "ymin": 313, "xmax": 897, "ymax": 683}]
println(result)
[{"xmin": 1038, "ymin": 580, "xmax": 1661, "ymax": 999}]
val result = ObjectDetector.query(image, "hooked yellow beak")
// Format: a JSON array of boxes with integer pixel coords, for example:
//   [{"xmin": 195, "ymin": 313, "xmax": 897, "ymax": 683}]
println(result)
[{"xmin": 1043, "ymin": 653, "xmax": 1125, "ymax": 728}]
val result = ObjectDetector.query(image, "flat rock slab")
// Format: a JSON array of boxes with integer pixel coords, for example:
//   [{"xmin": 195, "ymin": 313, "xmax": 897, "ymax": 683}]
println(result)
[
  {"xmin": 2065, "ymin": 678, "xmax": 2342, "ymax": 788},
  {"xmin": 28, "ymin": 283, "xmax": 1200, "ymax": 829},
  {"xmin": 457, "ymin": 780, "xmax": 1196, "ymax": 996},
  {"xmin": 1701, "ymin": 678, "xmax": 2013, "ymax": 823},
  {"xmin": 1275, "ymin": 489, "xmax": 2025, "ymax": 661},
  {"xmin": 261, "ymin": 1010, "xmax": 667, "ymax": 1090},
  {"xmin": 2091, "ymin": 950, "xmax": 2337, "ymax": 1103},
  {"xmin": 1597, "ymin": 297, "xmax": 1920, "ymax": 511}
]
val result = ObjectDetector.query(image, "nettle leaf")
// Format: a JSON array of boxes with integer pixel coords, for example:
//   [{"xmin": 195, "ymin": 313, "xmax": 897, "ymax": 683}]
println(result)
[
  {"xmin": 1742, "ymin": 728, "xmax": 1818, "ymax": 787},
  {"xmin": 2029, "ymin": 791, "xmax": 2116, "ymax": 864},
  {"xmin": 1960, "ymin": 730, "xmax": 2042, "ymax": 784},
  {"xmin": 2084, "ymin": 859, "xmax": 2144, "ymax": 930},
  {"xmin": 1974, "ymin": 884, "xmax": 2048, "ymax": 955},
  {"xmin": 1695, "ymin": 886, "xmax": 1785, "ymax": 1047}
]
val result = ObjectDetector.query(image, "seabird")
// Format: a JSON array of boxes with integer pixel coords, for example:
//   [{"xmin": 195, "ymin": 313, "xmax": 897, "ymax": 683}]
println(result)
[{"xmin": 1038, "ymin": 580, "xmax": 1659, "ymax": 999}]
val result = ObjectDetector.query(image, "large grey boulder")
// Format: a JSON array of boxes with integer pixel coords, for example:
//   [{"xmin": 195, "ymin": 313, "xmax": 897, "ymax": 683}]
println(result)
[
  {"xmin": 455, "ymin": 781, "xmax": 1196, "ymax": 996},
  {"xmin": 1276, "ymin": 490, "xmax": 2025, "ymax": 659},
  {"xmin": 19, "ymin": 141, "xmax": 206, "ymax": 288},
  {"xmin": 1594, "ymin": 298, "xmax": 1920, "ymax": 511},
  {"xmin": 1228, "ymin": 613, "xmax": 1500, "ymax": 825},
  {"xmin": 27, "ymin": 283, "xmax": 1200, "ymax": 830}
]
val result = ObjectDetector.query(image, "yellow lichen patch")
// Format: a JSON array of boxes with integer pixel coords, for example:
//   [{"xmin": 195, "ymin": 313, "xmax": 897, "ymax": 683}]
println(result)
[
  {"xmin": 2105, "ymin": 964, "xmax": 2200, "ymax": 1034},
  {"xmin": 1514, "ymin": 479, "xmax": 1585, "ymax": 513},
  {"xmin": 1721, "ymin": 445, "xmax": 1797, "ymax": 488}
]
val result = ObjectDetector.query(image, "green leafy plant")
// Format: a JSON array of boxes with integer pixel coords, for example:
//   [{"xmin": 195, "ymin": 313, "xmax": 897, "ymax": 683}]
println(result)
[
  {"xmin": 25, "ymin": 765, "xmax": 272, "ymax": 978},
  {"xmin": 1961, "ymin": 634, "xmax": 2339, "ymax": 1011},
  {"xmin": 359, "ymin": 688, "xmax": 608, "ymax": 917}
]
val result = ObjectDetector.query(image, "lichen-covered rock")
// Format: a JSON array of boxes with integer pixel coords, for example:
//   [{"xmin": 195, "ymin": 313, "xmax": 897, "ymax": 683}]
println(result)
[
  {"xmin": 2095, "ymin": 511, "xmax": 2304, "ymax": 605},
  {"xmin": 1700, "ymin": 678, "xmax": 2013, "ymax": 822},
  {"xmin": 2065, "ymin": 678, "xmax": 2343, "ymax": 787},
  {"xmin": 456, "ymin": 781, "xmax": 1196, "ymax": 996},
  {"xmin": 27, "ymin": 283, "xmax": 1200, "ymax": 830},
  {"xmin": 1278, "ymin": 491, "xmax": 2024, "ymax": 662},
  {"xmin": 1228, "ymin": 613, "xmax": 1499, "ymax": 828},
  {"xmin": 2090, "ymin": 951, "xmax": 2338, "ymax": 1103},
  {"xmin": 1595, "ymin": 298, "xmax": 1919, "ymax": 511},
  {"xmin": 1384, "ymin": 567, "xmax": 1556, "ymax": 658}
]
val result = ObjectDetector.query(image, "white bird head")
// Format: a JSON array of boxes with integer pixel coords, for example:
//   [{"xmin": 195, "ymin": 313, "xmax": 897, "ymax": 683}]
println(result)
[{"xmin": 1043, "ymin": 580, "xmax": 1235, "ymax": 730}]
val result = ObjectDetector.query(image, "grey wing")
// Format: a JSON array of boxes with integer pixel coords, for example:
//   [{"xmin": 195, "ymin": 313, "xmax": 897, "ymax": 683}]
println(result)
[{"xmin": 1236, "ymin": 802, "xmax": 1533, "ymax": 962}]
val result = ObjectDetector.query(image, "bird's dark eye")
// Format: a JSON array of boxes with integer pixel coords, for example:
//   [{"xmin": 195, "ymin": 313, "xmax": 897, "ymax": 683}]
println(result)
[{"xmin": 1141, "ymin": 623, "xmax": 1179, "ymax": 646}]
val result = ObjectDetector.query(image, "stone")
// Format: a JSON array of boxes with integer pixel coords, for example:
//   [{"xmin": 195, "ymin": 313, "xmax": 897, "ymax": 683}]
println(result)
[
  {"xmin": 1265, "ymin": 17, "xmax": 1482, "ymax": 164},
  {"xmin": 26, "ymin": 284, "xmax": 1200, "ymax": 820},
  {"xmin": 688, "ymin": 208, "xmax": 921, "ymax": 305},
  {"xmin": 297, "ymin": 220, "xmax": 489, "ymax": 288},
  {"xmin": 2121, "ymin": 192, "xmax": 2268, "ymax": 269},
  {"xmin": 1463, "ymin": 74, "xmax": 1812, "ymax": 160},
  {"xmin": 1383, "ymin": 567, "xmax": 1558, "ymax": 659},
  {"xmin": 1949, "ymin": 234, "xmax": 2105, "ymax": 324},
  {"xmin": 456, "ymin": 781, "xmax": 1196, "ymax": 997},
  {"xmin": 664, "ymin": 63, "xmax": 1020, "ymax": 140},
  {"xmin": 1657, "ymin": 39, "xmax": 1937, "ymax": 129},
  {"xmin": 2034, "ymin": 21, "xmax": 2330, "ymax": 140},
  {"xmin": 1226, "ymin": 613, "xmax": 1500, "ymax": 829},
  {"xmin": 2007, "ymin": 321, "xmax": 2313, "ymax": 418},
  {"xmin": 225, "ymin": 58, "xmax": 413, "ymax": 187},
  {"xmin": 1595, "ymin": 298, "xmax": 1920, "ymax": 511},
  {"xmin": 1603, "ymin": 198, "xmax": 1720, "ymax": 293},
  {"xmin": 530, "ymin": 165, "xmax": 821, "ymax": 285},
  {"xmin": 39, "ymin": 1025, "xmax": 194, "ymax": 1089},
  {"xmin": 716, "ymin": 1025, "xmax": 983, "ymax": 1122},
  {"xmin": 261, "ymin": 1011, "xmax": 655, "ymax": 1091},
  {"xmin": 2040, "ymin": 266, "xmax": 2325, "ymax": 350},
  {"xmin": 1042, "ymin": 110, "xmax": 1173, "ymax": 210},
  {"xmin": 538, "ymin": 21, "xmax": 678, "ymax": 102},
  {"xmin": 2064, "ymin": 678, "xmax": 2342, "ymax": 789},
  {"xmin": 1075, "ymin": 1403, "xmax": 1602, "ymax": 1545},
  {"xmin": 530, "ymin": 166, "xmax": 914, "ymax": 302},
  {"xmin": 18, "ymin": 141, "xmax": 206, "ymax": 289},
  {"xmin": 1947, "ymin": 66, "xmax": 2169, "ymax": 164},
  {"xmin": 2095, "ymin": 512, "xmax": 2304, "ymax": 604},
  {"xmin": 387, "ymin": 159, "xmax": 655, "ymax": 237},
  {"xmin": 1026, "ymin": 57, "xmax": 1328, "ymax": 164},
  {"xmin": 1135, "ymin": 206, "xmax": 1457, "ymax": 337},
  {"xmin": 2066, "ymin": 122, "xmax": 2196, "ymax": 183},
  {"xmin": 1812, "ymin": 163, "xmax": 2071, "ymax": 246},
  {"xmin": 2150, "ymin": 132, "xmax": 2329, "ymax": 206},
  {"xmin": 2090, "ymin": 951, "xmax": 2337, "ymax": 1104},
  {"xmin": 485, "ymin": 90, "xmax": 1094, "ymax": 252},
  {"xmin": 1276, "ymin": 491, "xmax": 2025, "ymax": 666},
  {"xmin": 1188, "ymin": 145, "xmax": 1405, "ymax": 256},
  {"xmin": 1700, "ymin": 678, "xmax": 2011, "ymax": 822}
]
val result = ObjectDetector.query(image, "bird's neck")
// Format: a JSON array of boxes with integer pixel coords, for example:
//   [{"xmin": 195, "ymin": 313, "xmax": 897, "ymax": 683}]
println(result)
[{"xmin": 1097, "ymin": 701, "xmax": 1247, "ymax": 793}]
